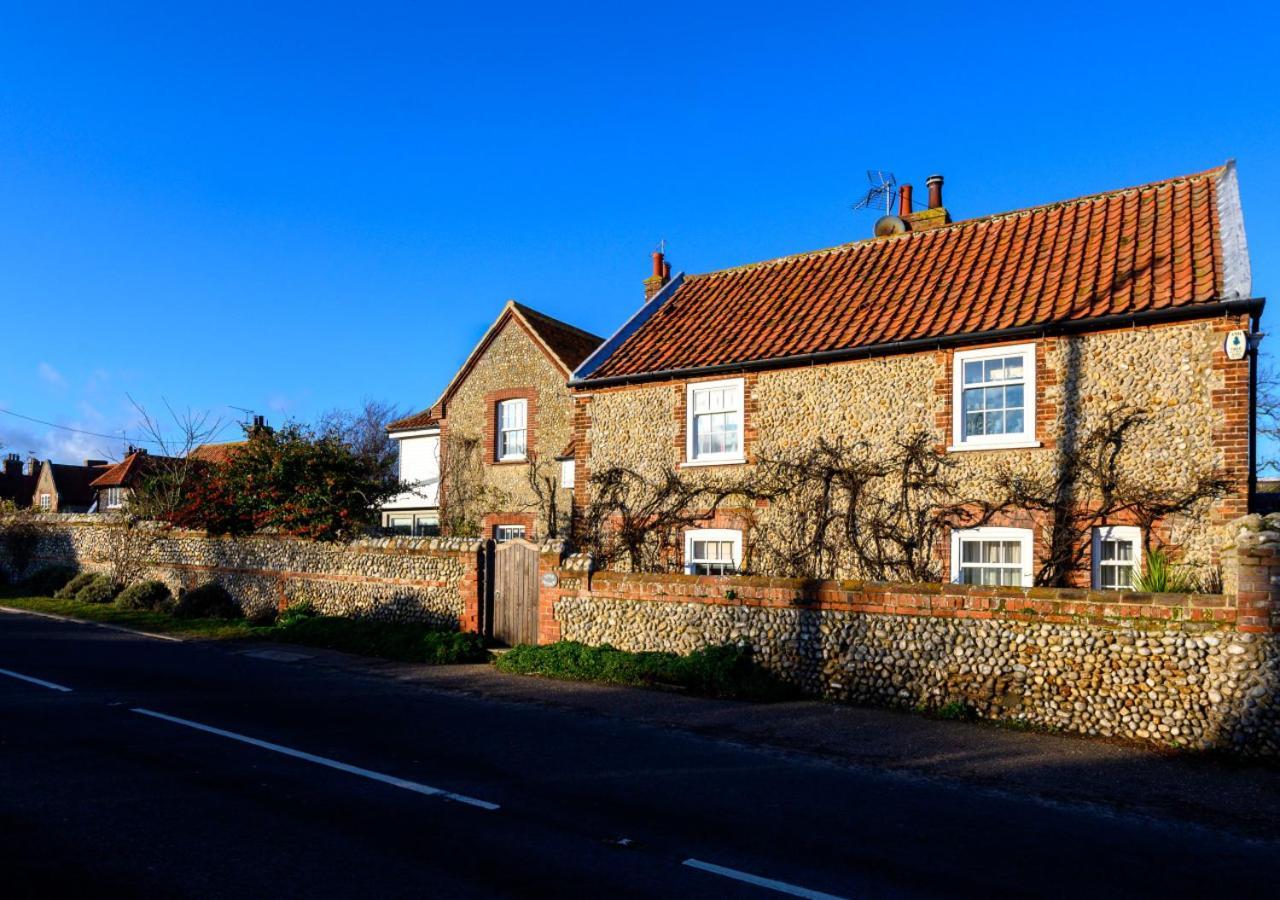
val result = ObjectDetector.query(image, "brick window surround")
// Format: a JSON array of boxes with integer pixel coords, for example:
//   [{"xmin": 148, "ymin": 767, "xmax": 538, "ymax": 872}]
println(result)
[{"xmin": 484, "ymin": 388, "xmax": 538, "ymax": 465}]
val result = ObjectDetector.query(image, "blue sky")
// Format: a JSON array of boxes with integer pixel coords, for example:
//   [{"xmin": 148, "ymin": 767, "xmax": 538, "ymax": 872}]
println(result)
[{"xmin": 1, "ymin": 2, "xmax": 1277, "ymax": 462}]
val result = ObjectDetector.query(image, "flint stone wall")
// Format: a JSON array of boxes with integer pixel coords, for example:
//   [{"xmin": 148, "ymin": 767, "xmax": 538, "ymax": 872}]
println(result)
[
  {"xmin": 552, "ymin": 529, "xmax": 1280, "ymax": 752},
  {"xmin": 2, "ymin": 515, "xmax": 482, "ymax": 628}
]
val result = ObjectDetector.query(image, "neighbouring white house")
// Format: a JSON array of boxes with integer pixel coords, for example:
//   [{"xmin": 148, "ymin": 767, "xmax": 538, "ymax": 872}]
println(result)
[{"xmin": 380, "ymin": 414, "xmax": 441, "ymax": 535}]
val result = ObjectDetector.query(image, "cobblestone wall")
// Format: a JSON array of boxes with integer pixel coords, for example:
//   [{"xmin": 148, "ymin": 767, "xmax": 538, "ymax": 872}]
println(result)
[
  {"xmin": 1, "ymin": 516, "xmax": 483, "ymax": 628},
  {"xmin": 550, "ymin": 517, "xmax": 1280, "ymax": 753}
]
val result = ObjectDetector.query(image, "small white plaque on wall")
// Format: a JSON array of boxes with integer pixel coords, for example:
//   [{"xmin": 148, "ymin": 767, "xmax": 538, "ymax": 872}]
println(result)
[{"xmin": 1225, "ymin": 330, "xmax": 1247, "ymax": 360}]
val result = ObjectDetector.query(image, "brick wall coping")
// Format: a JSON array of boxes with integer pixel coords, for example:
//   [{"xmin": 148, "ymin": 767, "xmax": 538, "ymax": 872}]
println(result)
[{"xmin": 575, "ymin": 569, "xmax": 1237, "ymax": 630}]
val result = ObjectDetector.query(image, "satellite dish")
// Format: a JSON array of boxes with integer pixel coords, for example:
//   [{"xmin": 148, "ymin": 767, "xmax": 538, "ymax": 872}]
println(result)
[{"xmin": 874, "ymin": 215, "xmax": 909, "ymax": 237}]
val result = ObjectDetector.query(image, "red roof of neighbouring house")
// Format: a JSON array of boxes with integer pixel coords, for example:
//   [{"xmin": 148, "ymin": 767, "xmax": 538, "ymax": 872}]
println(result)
[
  {"xmin": 388, "ymin": 301, "xmax": 603, "ymax": 433},
  {"xmin": 189, "ymin": 441, "xmax": 246, "ymax": 465},
  {"xmin": 579, "ymin": 165, "xmax": 1253, "ymax": 383},
  {"xmin": 90, "ymin": 451, "xmax": 176, "ymax": 489}
]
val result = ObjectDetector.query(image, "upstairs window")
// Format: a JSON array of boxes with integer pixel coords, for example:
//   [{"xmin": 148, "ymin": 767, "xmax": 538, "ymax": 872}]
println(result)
[
  {"xmin": 497, "ymin": 399, "xmax": 527, "ymax": 461},
  {"xmin": 951, "ymin": 527, "xmax": 1033, "ymax": 587},
  {"xmin": 105, "ymin": 487, "xmax": 124, "ymax": 509},
  {"xmin": 951, "ymin": 344, "xmax": 1037, "ymax": 450},
  {"xmin": 684, "ymin": 528, "xmax": 742, "ymax": 575},
  {"xmin": 1093, "ymin": 526, "xmax": 1142, "ymax": 590},
  {"xmin": 686, "ymin": 379, "xmax": 744, "ymax": 464},
  {"xmin": 495, "ymin": 525, "xmax": 526, "ymax": 543},
  {"xmin": 39, "ymin": 493, "xmax": 51, "ymax": 511}
]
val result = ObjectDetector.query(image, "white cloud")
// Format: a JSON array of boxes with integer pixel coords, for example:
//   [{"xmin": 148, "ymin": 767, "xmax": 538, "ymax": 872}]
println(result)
[{"xmin": 37, "ymin": 362, "xmax": 67, "ymax": 390}]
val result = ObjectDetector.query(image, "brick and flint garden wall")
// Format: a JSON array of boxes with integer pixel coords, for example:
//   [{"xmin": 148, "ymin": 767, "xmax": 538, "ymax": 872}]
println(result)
[
  {"xmin": 0, "ymin": 515, "xmax": 483, "ymax": 630},
  {"xmin": 543, "ymin": 514, "xmax": 1280, "ymax": 753}
]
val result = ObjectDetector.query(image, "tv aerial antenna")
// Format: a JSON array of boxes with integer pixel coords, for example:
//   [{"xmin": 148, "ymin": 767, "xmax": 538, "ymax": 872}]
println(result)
[{"xmin": 852, "ymin": 170, "xmax": 898, "ymax": 215}]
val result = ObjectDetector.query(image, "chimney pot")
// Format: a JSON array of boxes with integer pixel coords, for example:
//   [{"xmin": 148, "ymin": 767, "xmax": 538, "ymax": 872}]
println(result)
[
  {"xmin": 926, "ymin": 174, "xmax": 944, "ymax": 210},
  {"xmin": 652, "ymin": 251, "xmax": 665, "ymax": 279},
  {"xmin": 898, "ymin": 184, "xmax": 914, "ymax": 217}
]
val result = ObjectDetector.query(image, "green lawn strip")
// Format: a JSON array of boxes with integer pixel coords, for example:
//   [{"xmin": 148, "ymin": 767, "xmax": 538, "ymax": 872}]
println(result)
[
  {"xmin": 0, "ymin": 594, "xmax": 488, "ymax": 663},
  {"xmin": 0, "ymin": 595, "xmax": 255, "ymax": 639},
  {"xmin": 492, "ymin": 640, "xmax": 798, "ymax": 702},
  {"xmin": 269, "ymin": 616, "xmax": 489, "ymax": 664}
]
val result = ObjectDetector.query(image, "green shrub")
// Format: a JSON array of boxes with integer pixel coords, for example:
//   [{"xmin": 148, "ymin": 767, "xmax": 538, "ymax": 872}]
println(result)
[
  {"xmin": 19, "ymin": 565, "xmax": 79, "ymax": 596},
  {"xmin": 247, "ymin": 605, "xmax": 278, "ymax": 627},
  {"xmin": 55, "ymin": 571, "xmax": 100, "ymax": 600},
  {"xmin": 115, "ymin": 580, "xmax": 173, "ymax": 612},
  {"xmin": 271, "ymin": 615, "xmax": 488, "ymax": 664},
  {"xmin": 75, "ymin": 575, "xmax": 118, "ymax": 604},
  {"xmin": 277, "ymin": 599, "xmax": 318, "ymax": 627},
  {"xmin": 1134, "ymin": 548, "xmax": 1200, "ymax": 593},
  {"xmin": 174, "ymin": 583, "xmax": 241, "ymax": 620},
  {"xmin": 493, "ymin": 641, "xmax": 796, "ymax": 701}
]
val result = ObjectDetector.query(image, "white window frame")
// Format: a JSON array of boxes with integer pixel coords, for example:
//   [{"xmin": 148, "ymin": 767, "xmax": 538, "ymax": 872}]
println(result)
[
  {"xmin": 684, "ymin": 528, "xmax": 743, "ymax": 576},
  {"xmin": 105, "ymin": 487, "xmax": 124, "ymax": 509},
  {"xmin": 386, "ymin": 514, "xmax": 413, "ymax": 534},
  {"xmin": 496, "ymin": 398, "xmax": 528, "ymax": 462},
  {"xmin": 950, "ymin": 526, "xmax": 1034, "ymax": 587},
  {"xmin": 684, "ymin": 378, "xmax": 746, "ymax": 466},
  {"xmin": 559, "ymin": 458, "xmax": 575, "ymax": 489},
  {"xmin": 39, "ymin": 493, "xmax": 51, "ymax": 511},
  {"xmin": 495, "ymin": 524, "xmax": 527, "ymax": 543},
  {"xmin": 1092, "ymin": 525, "xmax": 1142, "ymax": 591},
  {"xmin": 949, "ymin": 343, "xmax": 1039, "ymax": 451}
]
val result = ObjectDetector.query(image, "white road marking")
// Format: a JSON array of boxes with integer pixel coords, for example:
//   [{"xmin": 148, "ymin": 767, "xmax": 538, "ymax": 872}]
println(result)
[
  {"xmin": 130, "ymin": 707, "xmax": 499, "ymax": 810},
  {"xmin": 0, "ymin": 667, "xmax": 73, "ymax": 693},
  {"xmin": 682, "ymin": 859, "xmax": 848, "ymax": 900},
  {"xmin": 0, "ymin": 606, "xmax": 183, "ymax": 641}
]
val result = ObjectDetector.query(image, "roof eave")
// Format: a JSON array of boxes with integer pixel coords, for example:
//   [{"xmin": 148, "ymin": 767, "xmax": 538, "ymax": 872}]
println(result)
[
  {"xmin": 576, "ymin": 297, "xmax": 1265, "ymax": 388},
  {"xmin": 570, "ymin": 273, "xmax": 686, "ymax": 385}
]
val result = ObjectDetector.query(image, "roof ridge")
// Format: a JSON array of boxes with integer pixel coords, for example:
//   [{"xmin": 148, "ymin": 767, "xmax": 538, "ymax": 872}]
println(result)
[
  {"xmin": 688, "ymin": 165, "xmax": 1229, "ymax": 281},
  {"xmin": 511, "ymin": 300, "xmax": 604, "ymax": 343}
]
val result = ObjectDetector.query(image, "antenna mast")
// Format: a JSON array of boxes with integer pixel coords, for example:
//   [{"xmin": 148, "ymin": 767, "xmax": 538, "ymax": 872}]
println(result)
[{"xmin": 852, "ymin": 170, "xmax": 898, "ymax": 215}]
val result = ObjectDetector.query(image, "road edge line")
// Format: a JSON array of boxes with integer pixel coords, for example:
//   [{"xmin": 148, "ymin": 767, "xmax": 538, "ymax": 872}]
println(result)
[
  {"xmin": 0, "ymin": 666, "xmax": 74, "ymax": 692},
  {"xmin": 0, "ymin": 605, "xmax": 185, "ymax": 642},
  {"xmin": 681, "ymin": 858, "xmax": 848, "ymax": 900},
  {"xmin": 130, "ymin": 707, "xmax": 500, "ymax": 811}
]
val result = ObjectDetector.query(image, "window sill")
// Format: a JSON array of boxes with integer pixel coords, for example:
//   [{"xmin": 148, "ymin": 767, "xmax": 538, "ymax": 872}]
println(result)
[
  {"xmin": 680, "ymin": 457, "xmax": 747, "ymax": 469},
  {"xmin": 493, "ymin": 458, "xmax": 528, "ymax": 466},
  {"xmin": 946, "ymin": 440, "xmax": 1042, "ymax": 453}
]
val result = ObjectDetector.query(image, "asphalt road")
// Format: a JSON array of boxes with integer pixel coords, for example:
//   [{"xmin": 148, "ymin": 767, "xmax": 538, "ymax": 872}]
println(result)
[{"xmin": 0, "ymin": 611, "xmax": 1276, "ymax": 899}]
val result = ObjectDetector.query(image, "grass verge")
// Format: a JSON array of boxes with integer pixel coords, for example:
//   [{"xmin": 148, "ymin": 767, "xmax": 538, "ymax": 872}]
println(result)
[
  {"xmin": 0, "ymin": 592, "xmax": 488, "ymax": 664},
  {"xmin": 0, "ymin": 594, "xmax": 255, "ymax": 639},
  {"xmin": 492, "ymin": 640, "xmax": 797, "ymax": 702}
]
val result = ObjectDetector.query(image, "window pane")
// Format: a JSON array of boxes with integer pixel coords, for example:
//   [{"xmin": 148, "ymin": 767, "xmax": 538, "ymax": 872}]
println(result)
[
  {"xmin": 985, "ymin": 411, "xmax": 1005, "ymax": 434},
  {"xmin": 1100, "ymin": 540, "xmax": 1116, "ymax": 562},
  {"xmin": 1004, "ymin": 409, "xmax": 1024, "ymax": 434},
  {"xmin": 1114, "ymin": 541, "xmax": 1133, "ymax": 562},
  {"xmin": 965, "ymin": 412, "xmax": 984, "ymax": 436},
  {"xmin": 961, "ymin": 541, "xmax": 981, "ymax": 563},
  {"xmin": 964, "ymin": 361, "xmax": 983, "ymax": 385},
  {"xmin": 984, "ymin": 358, "xmax": 1004, "ymax": 382},
  {"xmin": 1005, "ymin": 384, "xmax": 1024, "ymax": 409},
  {"xmin": 1001, "ymin": 568, "xmax": 1021, "ymax": 586},
  {"xmin": 1003, "ymin": 540, "xmax": 1021, "ymax": 564},
  {"xmin": 963, "ymin": 387, "xmax": 983, "ymax": 412},
  {"xmin": 1004, "ymin": 357, "xmax": 1024, "ymax": 380},
  {"xmin": 984, "ymin": 386, "xmax": 1004, "ymax": 409},
  {"xmin": 693, "ymin": 540, "xmax": 707, "ymax": 558}
]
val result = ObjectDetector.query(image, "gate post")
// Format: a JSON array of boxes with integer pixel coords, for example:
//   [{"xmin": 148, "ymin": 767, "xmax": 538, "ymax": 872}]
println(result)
[{"xmin": 537, "ymin": 541, "xmax": 567, "ymax": 645}]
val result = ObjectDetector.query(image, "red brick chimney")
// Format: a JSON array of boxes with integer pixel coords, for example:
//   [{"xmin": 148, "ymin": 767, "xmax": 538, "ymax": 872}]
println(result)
[
  {"xmin": 643, "ymin": 249, "xmax": 670, "ymax": 300},
  {"xmin": 903, "ymin": 173, "xmax": 952, "ymax": 231}
]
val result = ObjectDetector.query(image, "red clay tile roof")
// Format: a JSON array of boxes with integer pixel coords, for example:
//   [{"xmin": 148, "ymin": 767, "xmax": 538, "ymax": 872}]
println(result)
[
  {"xmin": 385, "ymin": 410, "xmax": 441, "ymax": 433},
  {"xmin": 582, "ymin": 165, "xmax": 1252, "ymax": 383},
  {"xmin": 90, "ymin": 452, "xmax": 176, "ymax": 489},
  {"xmin": 389, "ymin": 301, "xmax": 603, "ymax": 433},
  {"xmin": 189, "ymin": 442, "xmax": 246, "ymax": 465},
  {"xmin": 512, "ymin": 302, "xmax": 603, "ymax": 372}
]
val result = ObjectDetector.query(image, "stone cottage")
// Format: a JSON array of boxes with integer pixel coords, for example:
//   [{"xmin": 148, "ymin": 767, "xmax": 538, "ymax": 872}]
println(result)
[
  {"xmin": 569, "ymin": 164, "xmax": 1260, "ymax": 587},
  {"xmin": 384, "ymin": 301, "xmax": 602, "ymax": 541}
]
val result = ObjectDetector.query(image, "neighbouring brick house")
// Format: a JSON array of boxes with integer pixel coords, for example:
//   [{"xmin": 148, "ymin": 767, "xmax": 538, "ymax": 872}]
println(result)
[
  {"xmin": 569, "ymin": 164, "xmax": 1261, "ymax": 588},
  {"xmin": 384, "ymin": 301, "xmax": 602, "ymax": 542},
  {"xmin": 29, "ymin": 458, "xmax": 111, "ymax": 513},
  {"xmin": 0, "ymin": 454, "xmax": 39, "ymax": 508}
]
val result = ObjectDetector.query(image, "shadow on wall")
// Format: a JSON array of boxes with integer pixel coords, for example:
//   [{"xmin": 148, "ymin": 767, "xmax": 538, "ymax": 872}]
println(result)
[{"xmin": 0, "ymin": 520, "xmax": 82, "ymax": 584}]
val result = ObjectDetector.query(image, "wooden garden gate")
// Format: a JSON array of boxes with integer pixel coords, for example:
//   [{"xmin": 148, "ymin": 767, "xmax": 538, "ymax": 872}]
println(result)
[{"xmin": 486, "ymin": 538, "xmax": 540, "ymax": 646}]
